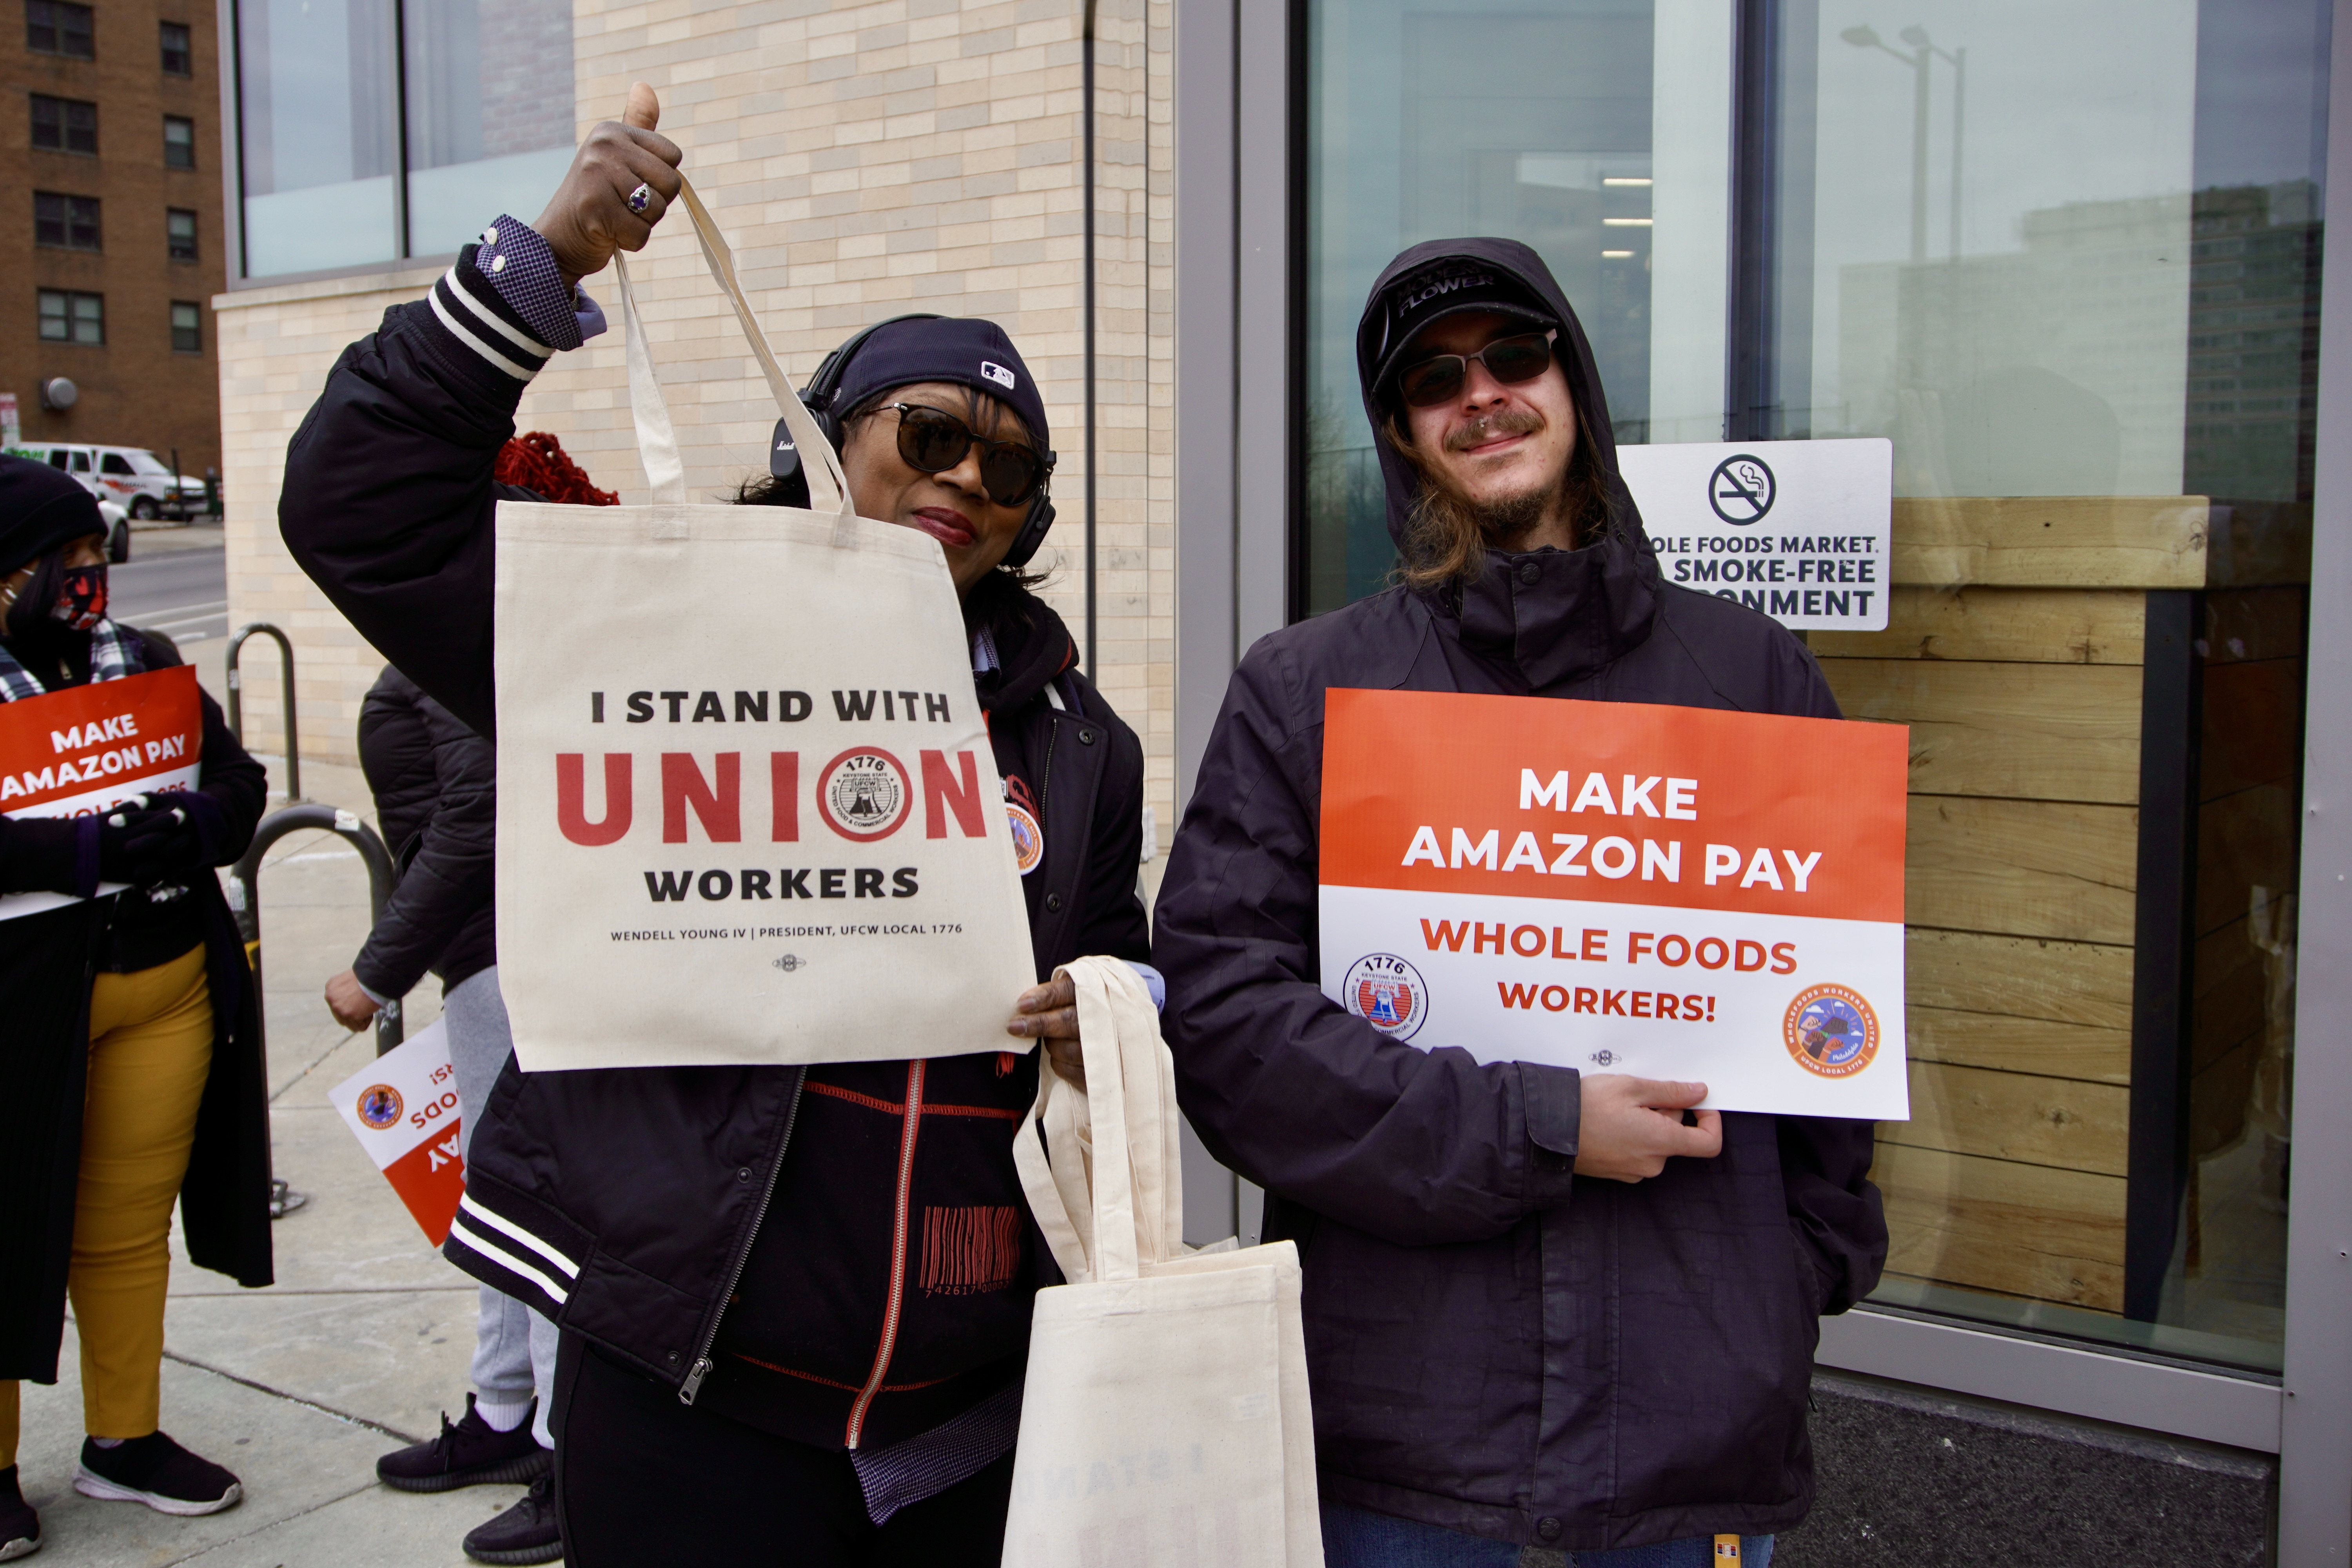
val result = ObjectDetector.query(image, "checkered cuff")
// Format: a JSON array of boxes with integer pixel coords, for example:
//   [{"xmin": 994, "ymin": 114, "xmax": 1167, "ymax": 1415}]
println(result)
[{"xmin": 474, "ymin": 216, "xmax": 604, "ymax": 352}]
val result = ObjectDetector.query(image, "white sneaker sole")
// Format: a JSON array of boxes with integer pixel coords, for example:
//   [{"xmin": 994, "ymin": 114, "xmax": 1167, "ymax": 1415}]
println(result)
[{"xmin": 73, "ymin": 1467, "xmax": 241, "ymax": 1517}]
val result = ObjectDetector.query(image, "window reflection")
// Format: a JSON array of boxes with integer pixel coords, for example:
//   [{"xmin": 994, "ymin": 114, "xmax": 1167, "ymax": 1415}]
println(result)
[{"xmin": 236, "ymin": 0, "xmax": 401, "ymax": 274}]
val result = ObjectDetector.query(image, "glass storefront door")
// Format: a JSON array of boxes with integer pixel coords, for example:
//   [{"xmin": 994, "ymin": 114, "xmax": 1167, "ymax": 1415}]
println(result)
[{"xmin": 1298, "ymin": 0, "xmax": 2329, "ymax": 1375}]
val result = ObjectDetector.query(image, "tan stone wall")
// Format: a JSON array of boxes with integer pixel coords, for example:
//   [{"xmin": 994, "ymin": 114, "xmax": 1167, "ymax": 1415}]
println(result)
[{"xmin": 217, "ymin": 0, "xmax": 1175, "ymax": 844}]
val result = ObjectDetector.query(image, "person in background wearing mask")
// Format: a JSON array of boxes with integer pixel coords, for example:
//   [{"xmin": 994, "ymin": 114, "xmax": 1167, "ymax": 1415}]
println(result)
[
  {"xmin": 278, "ymin": 85, "xmax": 1156, "ymax": 1565},
  {"xmin": 1152, "ymin": 240, "xmax": 1887, "ymax": 1565},
  {"xmin": 323, "ymin": 664, "xmax": 559, "ymax": 1566},
  {"xmin": 0, "ymin": 456, "xmax": 270, "ymax": 1560}
]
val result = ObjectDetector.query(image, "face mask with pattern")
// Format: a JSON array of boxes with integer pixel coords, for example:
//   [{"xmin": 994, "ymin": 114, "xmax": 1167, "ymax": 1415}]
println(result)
[{"xmin": 53, "ymin": 564, "xmax": 107, "ymax": 630}]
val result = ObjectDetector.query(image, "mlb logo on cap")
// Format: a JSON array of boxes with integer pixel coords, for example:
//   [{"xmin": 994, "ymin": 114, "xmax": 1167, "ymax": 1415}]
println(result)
[{"xmin": 980, "ymin": 361, "xmax": 1016, "ymax": 390}]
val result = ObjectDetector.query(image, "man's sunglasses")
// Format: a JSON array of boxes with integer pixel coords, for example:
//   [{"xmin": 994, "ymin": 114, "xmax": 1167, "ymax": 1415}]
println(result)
[
  {"xmin": 876, "ymin": 403, "xmax": 1051, "ymax": 508},
  {"xmin": 1395, "ymin": 330, "xmax": 1558, "ymax": 408}
]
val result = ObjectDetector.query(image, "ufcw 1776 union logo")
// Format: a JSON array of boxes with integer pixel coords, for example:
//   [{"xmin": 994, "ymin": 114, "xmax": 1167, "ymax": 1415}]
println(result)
[
  {"xmin": 1341, "ymin": 953, "xmax": 1428, "ymax": 1042},
  {"xmin": 818, "ymin": 748, "xmax": 911, "ymax": 841}
]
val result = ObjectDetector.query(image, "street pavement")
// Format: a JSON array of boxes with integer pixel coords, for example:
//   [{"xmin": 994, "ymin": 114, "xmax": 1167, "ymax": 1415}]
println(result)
[
  {"xmin": 13, "ymin": 649, "xmax": 514, "ymax": 1566},
  {"xmin": 110, "ymin": 523, "xmax": 229, "ymax": 648}
]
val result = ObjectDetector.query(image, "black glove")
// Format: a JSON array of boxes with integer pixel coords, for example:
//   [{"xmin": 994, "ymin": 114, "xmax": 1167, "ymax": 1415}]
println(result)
[{"xmin": 95, "ymin": 790, "xmax": 230, "ymax": 884}]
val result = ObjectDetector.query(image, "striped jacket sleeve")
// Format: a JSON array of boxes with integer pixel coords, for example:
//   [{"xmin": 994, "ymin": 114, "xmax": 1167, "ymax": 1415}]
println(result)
[{"xmin": 280, "ymin": 232, "xmax": 570, "ymax": 738}]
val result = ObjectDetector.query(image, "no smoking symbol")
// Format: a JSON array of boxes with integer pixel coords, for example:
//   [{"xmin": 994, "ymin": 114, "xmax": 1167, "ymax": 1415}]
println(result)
[{"xmin": 1710, "ymin": 454, "xmax": 1776, "ymax": 525}]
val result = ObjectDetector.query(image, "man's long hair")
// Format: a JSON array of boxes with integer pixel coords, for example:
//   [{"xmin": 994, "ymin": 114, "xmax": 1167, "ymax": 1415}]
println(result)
[{"xmin": 1379, "ymin": 400, "xmax": 1613, "ymax": 592}]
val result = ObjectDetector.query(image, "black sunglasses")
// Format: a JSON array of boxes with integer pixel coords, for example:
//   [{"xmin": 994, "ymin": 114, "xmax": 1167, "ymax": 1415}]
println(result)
[
  {"xmin": 875, "ymin": 403, "xmax": 1052, "ymax": 508},
  {"xmin": 1394, "ymin": 330, "xmax": 1558, "ymax": 408}
]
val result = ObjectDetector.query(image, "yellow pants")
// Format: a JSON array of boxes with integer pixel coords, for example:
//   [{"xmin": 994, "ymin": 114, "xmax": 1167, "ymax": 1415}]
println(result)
[{"xmin": 1, "ymin": 943, "xmax": 213, "ymax": 1469}]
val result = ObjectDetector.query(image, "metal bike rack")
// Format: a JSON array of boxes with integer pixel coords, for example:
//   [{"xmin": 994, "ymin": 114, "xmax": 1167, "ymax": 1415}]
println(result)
[
  {"xmin": 226, "ymin": 804, "xmax": 402, "ymax": 1219},
  {"xmin": 226, "ymin": 622, "xmax": 301, "ymax": 804}
]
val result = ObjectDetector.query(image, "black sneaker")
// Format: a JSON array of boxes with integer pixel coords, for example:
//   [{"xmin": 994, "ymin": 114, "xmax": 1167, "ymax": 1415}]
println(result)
[
  {"xmin": 377, "ymin": 1395, "xmax": 552, "ymax": 1494},
  {"xmin": 0, "ymin": 1465, "xmax": 38, "ymax": 1561},
  {"xmin": 463, "ymin": 1474, "xmax": 562, "ymax": 1565},
  {"xmin": 73, "ymin": 1432, "xmax": 241, "ymax": 1516}
]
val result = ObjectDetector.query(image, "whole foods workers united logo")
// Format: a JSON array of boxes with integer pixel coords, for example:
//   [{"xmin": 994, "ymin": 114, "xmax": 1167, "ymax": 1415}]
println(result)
[
  {"xmin": 818, "ymin": 748, "xmax": 911, "ymax": 841},
  {"xmin": 1783, "ymin": 985, "xmax": 1880, "ymax": 1078},
  {"xmin": 357, "ymin": 1083, "xmax": 404, "ymax": 1129},
  {"xmin": 1343, "ymin": 953, "xmax": 1427, "ymax": 1042}
]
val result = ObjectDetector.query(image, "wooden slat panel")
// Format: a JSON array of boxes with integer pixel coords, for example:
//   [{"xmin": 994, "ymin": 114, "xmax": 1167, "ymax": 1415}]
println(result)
[
  {"xmin": 1811, "ymin": 586, "xmax": 2147, "ymax": 665},
  {"xmin": 1819, "ymin": 659, "xmax": 2142, "ymax": 804},
  {"xmin": 1908, "ymin": 796, "xmax": 2140, "ymax": 944},
  {"xmin": 1907, "ymin": 929, "xmax": 2134, "ymax": 1031},
  {"xmin": 1890, "ymin": 496, "xmax": 2207, "ymax": 589},
  {"xmin": 1871, "ymin": 1142, "xmax": 2126, "ymax": 1311},
  {"xmin": 1908, "ymin": 1004, "xmax": 2131, "ymax": 1085},
  {"xmin": 1882, "ymin": 1060, "xmax": 2129, "ymax": 1176}
]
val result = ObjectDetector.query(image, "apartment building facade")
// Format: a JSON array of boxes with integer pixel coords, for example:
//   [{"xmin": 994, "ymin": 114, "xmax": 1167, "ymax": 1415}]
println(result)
[{"xmin": 7, "ymin": 0, "xmax": 224, "ymax": 469}]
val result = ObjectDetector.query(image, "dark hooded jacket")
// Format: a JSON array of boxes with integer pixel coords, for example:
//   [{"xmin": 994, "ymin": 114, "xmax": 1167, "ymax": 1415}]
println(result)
[
  {"xmin": 1152, "ymin": 238, "xmax": 1886, "ymax": 1550},
  {"xmin": 353, "ymin": 665, "xmax": 497, "ymax": 999},
  {"xmin": 276, "ymin": 256, "xmax": 1151, "ymax": 1449},
  {"xmin": 0, "ymin": 622, "xmax": 273, "ymax": 1384}
]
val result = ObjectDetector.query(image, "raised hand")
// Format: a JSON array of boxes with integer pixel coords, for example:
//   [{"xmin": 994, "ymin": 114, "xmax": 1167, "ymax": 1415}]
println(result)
[{"xmin": 532, "ymin": 82, "xmax": 685, "ymax": 292}]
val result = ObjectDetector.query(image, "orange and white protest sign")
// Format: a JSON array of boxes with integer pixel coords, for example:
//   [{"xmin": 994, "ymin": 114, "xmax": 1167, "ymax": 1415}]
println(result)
[
  {"xmin": 1318, "ymin": 689, "xmax": 1910, "ymax": 1118},
  {"xmin": 0, "ymin": 664, "xmax": 203, "ymax": 922},
  {"xmin": 330, "ymin": 1020, "xmax": 467, "ymax": 1245}
]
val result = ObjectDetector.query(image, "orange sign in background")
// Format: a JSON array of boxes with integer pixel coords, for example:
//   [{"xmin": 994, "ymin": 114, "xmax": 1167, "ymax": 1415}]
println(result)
[{"xmin": 0, "ymin": 665, "xmax": 204, "ymax": 922}]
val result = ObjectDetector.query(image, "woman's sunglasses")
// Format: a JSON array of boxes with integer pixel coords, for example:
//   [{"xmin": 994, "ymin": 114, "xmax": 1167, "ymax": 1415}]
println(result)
[
  {"xmin": 878, "ymin": 403, "xmax": 1051, "ymax": 508},
  {"xmin": 1394, "ymin": 330, "xmax": 1558, "ymax": 408}
]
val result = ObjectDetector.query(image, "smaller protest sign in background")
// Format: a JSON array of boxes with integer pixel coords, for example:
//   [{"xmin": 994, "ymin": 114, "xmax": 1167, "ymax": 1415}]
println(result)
[
  {"xmin": 1619, "ymin": 438, "xmax": 1893, "ymax": 632},
  {"xmin": 0, "ymin": 664, "xmax": 203, "ymax": 922},
  {"xmin": 1318, "ymin": 689, "xmax": 1910, "ymax": 1119},
  {"xmin": 330, "ymin": 1020, "xmax": 466, "ymax": 1245}
]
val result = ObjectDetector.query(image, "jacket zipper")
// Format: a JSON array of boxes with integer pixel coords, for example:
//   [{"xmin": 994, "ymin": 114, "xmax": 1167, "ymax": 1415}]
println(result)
[
  {"xmin": 679, "ymin": 1066, "xmax": 806, "ymax": 1405},
  {"xmin": 844, "ymin": 1058, "xmax": 926, "ymax": 1448}
]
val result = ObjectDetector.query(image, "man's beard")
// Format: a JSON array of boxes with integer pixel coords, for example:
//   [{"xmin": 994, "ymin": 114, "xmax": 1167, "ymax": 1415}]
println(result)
[{"xmin": 1427, "ymin": 408, "xmax": 1554, "ymax": 544}]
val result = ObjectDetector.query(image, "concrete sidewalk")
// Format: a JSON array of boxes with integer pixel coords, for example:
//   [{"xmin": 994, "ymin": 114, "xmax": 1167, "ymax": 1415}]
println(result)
[{"xmin": 14, "ymin": 652, "xmax": 515, "ymax": 1567}]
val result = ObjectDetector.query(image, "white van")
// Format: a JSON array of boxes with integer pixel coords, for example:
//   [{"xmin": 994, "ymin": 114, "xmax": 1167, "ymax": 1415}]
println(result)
[{"xmin": 10, "ymin": 443, "xmax": 208, "ymax": 521}]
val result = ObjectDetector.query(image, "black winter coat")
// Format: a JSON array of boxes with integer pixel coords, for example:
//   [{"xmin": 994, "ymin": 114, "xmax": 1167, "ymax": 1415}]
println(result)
[
  {"xmin": 354, "ymin": 664, "xmax": 496, "ymax": 997},
  {"xmin": 278, "ymin": 249, "xmax": 1151, "ymax": 1449},
  {"xmin": 0, "ymin": 626, "xmax": 273, "ymax": 1383},
  {"xmin": 1152, "ymin": 238, "xmax": 1886, "ymax": 1551}
]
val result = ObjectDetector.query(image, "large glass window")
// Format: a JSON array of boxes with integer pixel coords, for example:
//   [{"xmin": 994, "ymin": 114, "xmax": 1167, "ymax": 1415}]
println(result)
[
  {"xmin": 399, "ymin": 0, "xmax": 575, "ymax": 257},
  {"xmin": 234, "ymin": 0, "xmax": 401, "ymax": 275},
  {"xmin": 231, "ymin": 0, "xmax": 572, "ymax": 278},
  {"xmin": 1300, "ymin": 0, "xmax": 2328, "ymax": 1375},
  {"xmin": 1305, "ymin": 0, "xmax": 1734, "ymax": 611}
]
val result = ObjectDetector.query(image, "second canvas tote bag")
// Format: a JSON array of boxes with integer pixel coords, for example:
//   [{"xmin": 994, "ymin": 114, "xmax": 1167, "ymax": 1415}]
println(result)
[{"xmin": 492, "ymin": 175, "xmax": 1034, "ymax": 1071}]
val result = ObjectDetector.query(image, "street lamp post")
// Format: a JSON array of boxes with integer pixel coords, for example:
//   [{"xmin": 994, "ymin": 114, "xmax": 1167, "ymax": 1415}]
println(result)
[{"xmin": 1842, "ymin": 24, "xmax": 1967, "ymax": 264}]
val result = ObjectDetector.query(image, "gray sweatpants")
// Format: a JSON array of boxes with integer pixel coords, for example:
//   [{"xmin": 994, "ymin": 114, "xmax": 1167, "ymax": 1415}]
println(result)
[{"xmin": 445, "ymin": 965, "xmax": 557, "ymax": 1450}]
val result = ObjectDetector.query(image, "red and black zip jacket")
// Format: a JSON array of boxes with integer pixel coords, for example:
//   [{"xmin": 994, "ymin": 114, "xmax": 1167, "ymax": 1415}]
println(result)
[{"xmin": 278, "ymin": 251, "xmax": 1152, "ymax": 1451}]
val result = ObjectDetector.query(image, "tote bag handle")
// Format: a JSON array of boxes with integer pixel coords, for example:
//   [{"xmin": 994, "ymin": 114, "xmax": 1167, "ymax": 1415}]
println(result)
[
  {"xmin": 1012, "ymin": 958, "xmax": 1185, "ymax": 1285},
  {"xmin": 612, "ymin": 171, "xmax": 854, "ymax": 521}
]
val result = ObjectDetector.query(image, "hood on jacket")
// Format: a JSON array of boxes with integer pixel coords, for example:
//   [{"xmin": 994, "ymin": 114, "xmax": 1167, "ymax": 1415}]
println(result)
[
  {"xmin": 1353, "ymin": 237, "xmax": 1662, "ymax": 688},
  {"xmin": 973, "ymin": 589, "xmax": 1079, "ymax": 716}
]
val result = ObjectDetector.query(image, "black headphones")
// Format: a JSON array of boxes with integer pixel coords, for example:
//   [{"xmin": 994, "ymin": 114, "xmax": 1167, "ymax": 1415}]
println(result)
[{"xmin": 770, "ymin": 313, "xmax": 1058, "ymax": 568}]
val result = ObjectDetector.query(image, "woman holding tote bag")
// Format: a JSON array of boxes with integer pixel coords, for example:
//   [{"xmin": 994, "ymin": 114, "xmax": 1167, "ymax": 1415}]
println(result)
[{"xmin": 280, "ymin": 85, "xmax": 1156, "ymax": 1566}]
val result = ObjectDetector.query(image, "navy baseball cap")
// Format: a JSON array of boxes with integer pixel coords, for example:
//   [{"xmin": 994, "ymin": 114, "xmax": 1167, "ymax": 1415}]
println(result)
[
  {"xmin": 1368, "ymin": 257, "xmax": 1559, "ymax": 396},
  {"xmin": 829, "ymin": 317, "xmax": 1051, "ymax": 449}
]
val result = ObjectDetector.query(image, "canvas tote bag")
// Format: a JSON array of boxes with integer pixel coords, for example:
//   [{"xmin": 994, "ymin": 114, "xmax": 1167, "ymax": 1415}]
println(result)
[
  {"xmin": 492, "ymin": 174, "xmax": 1034, "ymax": 1071},
  {"xmin": 1002, "ymin": 957, "xmax": 1321, "ymax": 1566}
]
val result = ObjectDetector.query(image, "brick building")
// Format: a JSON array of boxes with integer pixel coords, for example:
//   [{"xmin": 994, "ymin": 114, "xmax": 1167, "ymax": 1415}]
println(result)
[{"xmin": 5, "ymin": 0, "xmax": 223, "ymax": 472}]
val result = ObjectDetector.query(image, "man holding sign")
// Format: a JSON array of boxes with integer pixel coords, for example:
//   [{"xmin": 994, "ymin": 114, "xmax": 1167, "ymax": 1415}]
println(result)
[{"xmin": 1155, "ymin": 241, "xmax": 1889, "ymax": 1564}]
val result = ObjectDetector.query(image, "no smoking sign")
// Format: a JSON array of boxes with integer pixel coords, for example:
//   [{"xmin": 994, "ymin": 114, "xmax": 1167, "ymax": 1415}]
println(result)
[{"xmin": 1618, "ymin": 439, "xmax": 1893, "ymax": 632}]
